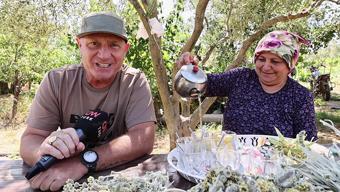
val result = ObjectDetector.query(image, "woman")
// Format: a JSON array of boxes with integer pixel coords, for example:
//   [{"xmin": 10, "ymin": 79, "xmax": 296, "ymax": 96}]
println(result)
[{"xmin": 177, "ymin": 31, "xmax": 317, "ymax": 141}]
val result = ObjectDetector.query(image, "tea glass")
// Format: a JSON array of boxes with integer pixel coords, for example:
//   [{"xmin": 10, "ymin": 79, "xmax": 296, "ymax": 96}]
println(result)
[
  {"xmin": 176, "ymin": 136, "xmax": 218, "ymax": 176},
  {"xmin": 220, "ymin": 130, "xmax": 239, "ymax": 150},
  {"xmin": 238, "ymin": 147, "xmax": 282, "ymax": 176},
  {"xmin": 215, "ymin": 147, "xmax": 240, "ymax": 171}
]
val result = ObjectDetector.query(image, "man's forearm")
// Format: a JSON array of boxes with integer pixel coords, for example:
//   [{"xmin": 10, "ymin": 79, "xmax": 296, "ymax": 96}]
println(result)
[
  {"xmin": 94, "ymin": 123, "xmax": 155, "ymax": 171},
  {"xmin": 20, "ymin": 134, "xmax": 46, "ymax": 166},
  {"xmin": 20, "ymin": 123, "xmax": 155, "ymax": 171}
]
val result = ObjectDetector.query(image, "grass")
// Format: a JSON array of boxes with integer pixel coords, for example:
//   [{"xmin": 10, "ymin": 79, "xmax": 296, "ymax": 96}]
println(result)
[
  {"xmin": 316, "ymin": 111, "xmax": 340, "ymax": 124},
  {"xmin": 0, "ymin": 125, "xmax": 23, "ymax": 159},
  {"xmin": 0, "ymin": 92, "xmax": 33, "ymax": 160}
]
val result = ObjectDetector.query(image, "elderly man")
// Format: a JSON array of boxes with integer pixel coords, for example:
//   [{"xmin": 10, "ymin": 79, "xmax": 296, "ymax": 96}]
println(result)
[{"xmin": 20, "ymin": 12, "xmax": 156, "ymax": 191}]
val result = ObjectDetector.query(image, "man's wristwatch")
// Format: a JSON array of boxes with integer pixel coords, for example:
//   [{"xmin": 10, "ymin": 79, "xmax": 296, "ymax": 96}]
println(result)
[{"xmin": 80, "ymin": 150, "xmax": 98, "ymax": 173}]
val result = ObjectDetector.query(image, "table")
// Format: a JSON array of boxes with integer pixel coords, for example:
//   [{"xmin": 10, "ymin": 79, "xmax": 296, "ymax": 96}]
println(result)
[
  {"xmin": 0, "ymin": 154, "xmax": 195, "ymax": 192},
  {"xmin": 1, "ymin": 144, "xmax": 335, "ymax": 192}
]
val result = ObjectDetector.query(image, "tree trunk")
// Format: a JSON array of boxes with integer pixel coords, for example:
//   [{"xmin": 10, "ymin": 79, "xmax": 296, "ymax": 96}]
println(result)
[
  {"xmin": 28, "ymin": 81, "xmax": 32, "ymax": 91},
  {"xmin": 11, "ymin": 70, "xmax": 21, "ymax": 122},
  {"xmin": 128, "ymin": 0, "xmax": 181, "ymax": 149},
  {"xmin": 0, "ymin": 81, "xmax": 9, "ymax": 95}
]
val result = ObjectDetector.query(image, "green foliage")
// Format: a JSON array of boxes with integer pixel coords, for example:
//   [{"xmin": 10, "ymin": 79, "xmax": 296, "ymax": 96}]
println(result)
[
  {"xmin": 0, "ymin": 92, "xmax": 34, "ymax": 124},
  {"xmin": 89, "ymin": 0, "xmax": 117, "ymax": 12},
  {"xmin": 314, "ymin": 97, "xmax": 326, "ymax": 106},
  {"xmin": 306, "ymin": 2, "xmax": 340, "ymax": 53},
  {"xmin": 295, "ymin": 67, "xmax": 310, "ymax": 82},
  {"xmin": 0, "ymin": 0, "xmax": 91, "ymax": 86},
  {"xmin": 316, "ymin": 111, "xmax": 340, "ymax": 125},
  {"xmin": 0, "ymin": 94, "xmax": 13, "ymax": 122},
  {"xmin": 195, "ymin": 0, "xmax": 339, "ymax": 74},
  {"xmin": 118, "ymin": 3, "xmax": 157, "ymax": 97},
  {"xmin": 297, "ymin": 38, "xmax": 340, "ymax": 87},
  {"xmin": 161, "ymin": 0, "xmax": 188, "ymax": 71},
  {"xmin": 119, "ymin": 1, "xmax": 190, "ymax": 100},
  {"xmin": 0, "ymin": 0, "xmax": 60, "ymax": 84}
]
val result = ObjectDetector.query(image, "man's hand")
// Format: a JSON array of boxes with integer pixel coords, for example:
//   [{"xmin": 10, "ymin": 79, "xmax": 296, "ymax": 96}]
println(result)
[
  {"xmin": 29, "ymin": 157, "xmax": 88, "ymax": 191},
  {"xmin": 38, "ymin": 128, "xmax": 85, "ymax": 160}
]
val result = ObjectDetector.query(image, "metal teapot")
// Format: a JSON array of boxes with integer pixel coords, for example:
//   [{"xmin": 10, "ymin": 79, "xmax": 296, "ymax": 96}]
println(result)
[{"xmin": 174, "ymin": 64, "xmax": 207, "ymax": 98}]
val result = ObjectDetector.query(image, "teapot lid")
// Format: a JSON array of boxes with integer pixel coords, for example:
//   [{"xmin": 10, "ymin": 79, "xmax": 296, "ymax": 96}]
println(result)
[{"xmin": 180, "ymin": 64, "xmax": 207, "ymax": 83}]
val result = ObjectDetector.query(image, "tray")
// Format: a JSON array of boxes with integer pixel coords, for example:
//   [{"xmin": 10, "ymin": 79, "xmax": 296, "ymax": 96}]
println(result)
[{"xmin": 167, "ymin": 134, "xmax": 328, "ymax": 184}]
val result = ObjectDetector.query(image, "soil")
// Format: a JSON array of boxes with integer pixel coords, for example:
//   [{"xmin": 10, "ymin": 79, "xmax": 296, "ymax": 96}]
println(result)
[{"xmin": 314, "ymin": 93, "xmax": 340, "ymax": 145}]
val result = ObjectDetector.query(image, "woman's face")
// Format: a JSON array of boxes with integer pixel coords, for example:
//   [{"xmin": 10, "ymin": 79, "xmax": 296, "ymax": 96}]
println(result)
[{"xmin": 255, "ymin": 52, "xmax": 290, "ymax": 87}]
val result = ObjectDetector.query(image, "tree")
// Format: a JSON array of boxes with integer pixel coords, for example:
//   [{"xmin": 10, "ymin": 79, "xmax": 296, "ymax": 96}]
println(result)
[
  {"xmin": 0, "ymin": 0, "xmax": 54, "ymax": 121},
  {"xmin": 0, "ymin": 0, "xmax": 81, "ymax": 122}
]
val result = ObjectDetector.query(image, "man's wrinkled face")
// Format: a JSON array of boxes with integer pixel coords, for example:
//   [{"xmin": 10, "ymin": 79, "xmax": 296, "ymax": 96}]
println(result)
[{"xmin": 77, "ymin": 33, "xmax": 129, "ymax": 88}]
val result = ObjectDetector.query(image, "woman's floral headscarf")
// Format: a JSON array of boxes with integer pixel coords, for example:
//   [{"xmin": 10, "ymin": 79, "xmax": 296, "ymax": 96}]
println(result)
[{"xmin": 254, "ymin": 31, "xmax": 310, "ymax": 71}]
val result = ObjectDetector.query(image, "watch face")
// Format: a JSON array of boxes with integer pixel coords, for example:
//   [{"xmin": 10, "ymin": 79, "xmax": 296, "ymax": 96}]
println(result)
[{"xmin": 83, "ymin": 151, "xmax": 98, "ymax": 163}]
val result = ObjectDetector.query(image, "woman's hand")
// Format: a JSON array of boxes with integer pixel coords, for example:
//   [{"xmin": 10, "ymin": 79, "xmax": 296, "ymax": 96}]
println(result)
[{"xmin": 176, "ymin": 52, "xmax": 199, "ymax": 68}]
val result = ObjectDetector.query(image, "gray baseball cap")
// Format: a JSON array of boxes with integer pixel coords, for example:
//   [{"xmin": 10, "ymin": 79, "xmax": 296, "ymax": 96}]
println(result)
[{"xmin": 77, "ymin": 12, "xmax": 128, "ymax": 42}]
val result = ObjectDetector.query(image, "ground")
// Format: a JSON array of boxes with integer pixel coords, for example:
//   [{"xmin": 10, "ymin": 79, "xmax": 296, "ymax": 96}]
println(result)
[{"xmin": 314, "ymin": 94, "xmax": 340, "ymax": 145}]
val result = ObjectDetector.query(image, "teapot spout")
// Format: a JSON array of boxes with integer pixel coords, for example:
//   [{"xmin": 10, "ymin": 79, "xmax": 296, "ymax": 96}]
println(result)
[
  {"xmin": 190, "ymin": 88, "xmax": 199, "ymax": 97},
  {"xmin": 189, "ymin": 88, "xmax": 205, "ymax": 98}
]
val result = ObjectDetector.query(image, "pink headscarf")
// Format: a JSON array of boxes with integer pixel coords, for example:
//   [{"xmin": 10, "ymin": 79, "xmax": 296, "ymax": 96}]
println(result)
[{"xmin": 254, "ymin": 31, "xmax": 310, "ymax": 70}]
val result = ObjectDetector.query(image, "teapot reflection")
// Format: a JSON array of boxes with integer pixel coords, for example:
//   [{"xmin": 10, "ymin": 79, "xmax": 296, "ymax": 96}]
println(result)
[{"xmin": 174, "ymin": 64, "xmax": 207, "ymax": 98}]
